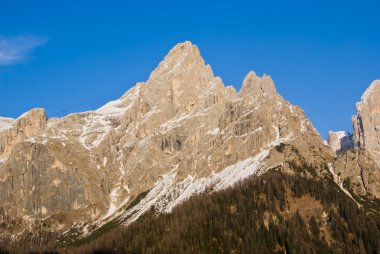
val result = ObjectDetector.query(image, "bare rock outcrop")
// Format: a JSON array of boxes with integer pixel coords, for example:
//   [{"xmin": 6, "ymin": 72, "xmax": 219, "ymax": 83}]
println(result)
[
  {"xmin": 328, "ymin": 80, "xmax": 380, "ymax": 200},
  {"xmin": 333, "ymin": 148, "xmax": 380, "ymax": 199},
  {"xmin": 352, "ymin": 80, "xmax": 380, "ymax": 167},
  {"xmin": 0, "ymin": 108, "xmax": 47, "ymax": 161}
]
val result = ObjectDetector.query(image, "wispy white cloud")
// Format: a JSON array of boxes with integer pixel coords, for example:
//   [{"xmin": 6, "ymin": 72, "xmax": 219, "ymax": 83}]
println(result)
[{"xmin": 0, "ymin": 35, "xmax": 47, "ymax": 66}]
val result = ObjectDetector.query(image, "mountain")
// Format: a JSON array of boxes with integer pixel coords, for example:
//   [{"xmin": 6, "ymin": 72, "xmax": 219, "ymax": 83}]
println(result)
[
  {"xmin": 353, "ymin": 80, "xmax": 380, "ymax": 166},
  {"xmin": 328, "ymin": 80, "xmax": 380, "ymax": 200},
  {"xmin": 0, "ymin": 42, "xmax": 379, "ymax": 253}
]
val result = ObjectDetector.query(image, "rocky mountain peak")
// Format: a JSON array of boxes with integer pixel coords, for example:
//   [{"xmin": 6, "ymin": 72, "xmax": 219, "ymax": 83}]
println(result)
[
  {"xmin": 240, "ymin": 71, "xmax": 278, "ymax": 99},
  {"xmin": 352, "ymin": 80, "xmax": 380, "ymax": 167},
  {"xmin": 148, "ymin": 41, "xmax": 213, "ymax": 83},
  {"xmin": 142, "ymin": 41, "xmax": 225, "ymax": 111}
]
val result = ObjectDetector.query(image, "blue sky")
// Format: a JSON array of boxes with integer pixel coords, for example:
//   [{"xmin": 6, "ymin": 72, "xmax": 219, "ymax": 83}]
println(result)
[{"xmin": 1, "ymin": 0, "xmax": 379, "ymax": 138}]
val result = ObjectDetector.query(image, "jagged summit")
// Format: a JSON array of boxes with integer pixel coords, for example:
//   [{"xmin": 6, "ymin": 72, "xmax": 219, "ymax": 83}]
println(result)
[
  {"xmin": 142, "ymin": 41, "xmax": 224, "ymax": 111},
  {"xmin": 165, "ymin": 41, "xmax": 201, "ymax": 61},
  {"xmin": 148, "ymin": 41, "xmax": 213, "ymax": 82},
  {"xmin": 240, "ymin": 71, "xmax": 278, "ymax": 98},
  {"xmin": 167, "ymin": 40, "xmax": 197, "ymax": 55}
]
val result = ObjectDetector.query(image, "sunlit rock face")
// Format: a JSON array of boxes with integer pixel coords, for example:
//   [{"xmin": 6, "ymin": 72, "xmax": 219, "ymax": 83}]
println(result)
[
  {"xmin": 0, "ymin": 41, "xmax": 334, "ymax": 241},
  {"xmin": 353, "ymin": 80, "xmax": 380, "ymax": 167},
  {"xmin": 327, "ymin": 80, "xmax": 380, "ymax": 200},
  {"xmin": 333, "ymin": 148, "xmax": 380, "ymax": 199}
]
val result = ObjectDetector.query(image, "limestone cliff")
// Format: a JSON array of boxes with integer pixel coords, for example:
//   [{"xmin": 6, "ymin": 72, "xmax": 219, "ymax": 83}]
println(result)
[
  {"xmin": 327, "ymin": 80, "xmax": 380, "ymax": 200},
  {"xmin": 353, "ymin": 80, "xmax": 380, "ymax": 167},
  {"xmin": 333, "ymin": 149, "xmax": 380, "ymax": 199}
]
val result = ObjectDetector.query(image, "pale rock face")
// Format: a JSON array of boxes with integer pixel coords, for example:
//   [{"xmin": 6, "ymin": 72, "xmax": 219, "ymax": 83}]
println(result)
[
  {"xmin": 353, "ymin": 80, "xmax": 380, "ymax": 167},
  {"xmin": 330, "ymin": 79, "xmax": 380, "ymax": 200},
  {"xmin": 333, "ymin": 149, "xmax": 380, "ymax": 199},
  {"xmin": 240, "ymin": 71, "xmax": 278, "ymax": 98},
  {"xmin": 0, "ymin": 108, "xmax": 47, "ymax": 162},
  {"xmin": 0, "ymin": 41, "xmax": 334, "ymax": 242},
  {"xmin": 328, "ymin": 131, "xmax": 354, "ymax": 155}
]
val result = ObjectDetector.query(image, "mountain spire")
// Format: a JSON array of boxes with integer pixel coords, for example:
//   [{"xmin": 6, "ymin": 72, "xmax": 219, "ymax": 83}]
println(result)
[
  {"xmin": 240, "ymin": 71, "xmax": 278, "ymax": 98},
  {"xmin": 142, "ymin": 41, "xmax": 220, "ymax": 111},
  {"xmin": 148, "ymin": 41, "xmax": 213, "ymax": 82},
  {"xmin": 352, "ymin": 80, "xmax": 380, "ymax": 167}
]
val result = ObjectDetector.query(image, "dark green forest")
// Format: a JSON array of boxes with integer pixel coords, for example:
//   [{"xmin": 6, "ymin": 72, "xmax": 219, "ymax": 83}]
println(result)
[
  {"xmin": 2, "ymin": 171, "xmax": 380, "ymax": 254},
  {"xmin": 70, "ymin": 171, "xmax": 380, "ymax": 254}
]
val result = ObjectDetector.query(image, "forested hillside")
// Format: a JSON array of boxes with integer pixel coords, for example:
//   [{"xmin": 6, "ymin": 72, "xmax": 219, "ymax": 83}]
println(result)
[{"xmin": 66, "ymin": 171, "xmax": 380, "ymax": 254}]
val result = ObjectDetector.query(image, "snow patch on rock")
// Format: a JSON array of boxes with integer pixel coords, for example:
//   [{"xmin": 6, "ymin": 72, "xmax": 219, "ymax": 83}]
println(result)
[
  {"xmin": 117, "ymin": 134, "xmax": 293, "ymax": 226},
  {"xmin": 327, "ymin": 163, "xmax": 360, "ymax": 206}
]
